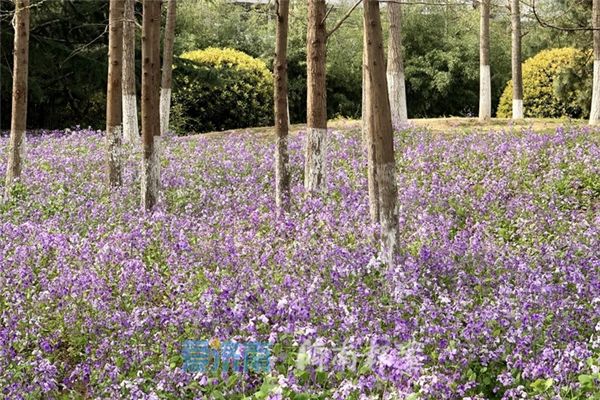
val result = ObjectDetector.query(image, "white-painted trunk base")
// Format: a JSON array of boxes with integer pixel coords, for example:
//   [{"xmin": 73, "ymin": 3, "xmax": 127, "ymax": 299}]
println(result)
[
  {"xmin": 107, "ymin": 125, "xmax": 123, "ymax": 162},
  {"xmin": 160, "ymin": 88, "xmax": 172, "ymax": 135},
  {"xmin": 10, "ymin": 130, "xmax": 27, "ymax": 170},
  {"xmin": 106, "ymin": 125, "xmax": 123, "ymax": 185},
  {"xmin": 590, "ymin": 61, "xmax": 600, "ymax": 126},
  {"xmin": 5, "ymin": 130, "xmax": 26, "ymax": 191},
  {"xmin": 378, "ymin": 162, "xmax": 399, "ymax": 266},
  {"xmin": 141, "ymin": 135, "xmax": 161, "ymax": 209},
  {"xmin": 479, "ymin": 65, "xmax": 492, "ymax": 122},
  {"xmin": 304, "ymin": 127, "xmax": 328, "ymax": 192},
  {"xmin": 387, "ymin": 71, "xmax": 408, "ymax": 124},
  {"xmin": 512, "ymin": 99, "xmax": 523, "ymax": 119},
  {"xmin": 123, "ymin": 94, "xmax": 139, "ymax": 143}
]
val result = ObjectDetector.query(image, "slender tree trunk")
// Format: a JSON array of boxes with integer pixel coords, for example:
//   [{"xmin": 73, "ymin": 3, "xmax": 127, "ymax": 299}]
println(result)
[
  {"xmin": 106, "ymin": 0, "xmax": 125, "ymax": 187},
  {"xmin": 479, "ymin": 0, "xmax": 491, "ymax": 122},
  {"xmin": 274, "ymin": 0, "xmax": 290, "ymax": 211},
  {"xmin": 387, "ymin": 0, "xmax": 408, "ymax": 125},
  {"xmin": 160, "ymin": 0, "xmax": 176, "ymax": 135},
  {"xmin": 5, "ymin": 0, "xmax": 30, "ymax": 197},
  {"xmin": 141, "ymin": 0, "xmax": 162, "ymax": 209},
  {"xmin": 363, "ymin": 22, "xmax": 378, "ymax": 224},
  {"xmin": 511, "ymin": 0, "xmax": 523, "ymax": 119},
  {"xmin": 361, "ymin": 36, "xmax": 367, "ymax": 150},
  {"xmin": 590, "ymin": 0, "xmax": 600, "ymax": 125},
  {"xmin": 305, "ymin": 0, "xmax": 328, "ymax": 192},
  {"xmin": 122, "ymin": 0, "xmax": 139, "ymax": 143},
  {"xmin": 364, "ymin": 0, "xmax": 399, "ymax": 265}
]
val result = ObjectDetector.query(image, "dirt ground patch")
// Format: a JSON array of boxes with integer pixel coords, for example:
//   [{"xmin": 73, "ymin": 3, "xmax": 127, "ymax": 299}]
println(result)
[{"xmin": 186, "ymin": 117, "xmax": 589, "ymax": 140}]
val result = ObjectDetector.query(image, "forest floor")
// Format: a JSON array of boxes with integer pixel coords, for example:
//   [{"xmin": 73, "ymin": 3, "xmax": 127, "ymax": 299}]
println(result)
[{"xmin": 197, "ymin": 117, "xmax": 587, "ymax": 139}]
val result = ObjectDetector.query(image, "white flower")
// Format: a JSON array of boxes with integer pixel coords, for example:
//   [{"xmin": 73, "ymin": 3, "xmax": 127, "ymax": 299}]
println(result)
[{"xmin": 277, "ymin": 298, "xmax": 288, "ymax": 309}]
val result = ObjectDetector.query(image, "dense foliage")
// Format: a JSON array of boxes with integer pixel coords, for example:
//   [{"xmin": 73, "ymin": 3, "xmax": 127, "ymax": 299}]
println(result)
[
  {"xmin": 497, "ymin": 48, "xmax": 591, "ymax": 118},
  {"xmin": 2, "ymin": 0, "xmax": 595, "ymax": 129},
  {"xmin": 0, "ymin": 0, "xmax": 112, "ymax": 129},
  {"xmin": 171, "ymin": 48, "xmax": 274, "ymax": 133},
  {"xmin": 402, "ymin": 3, "xmax": 511, "ymax": 118},
  {"xmin": 1, "ymin": 123, "xmax": 600, "ymax": 399}
]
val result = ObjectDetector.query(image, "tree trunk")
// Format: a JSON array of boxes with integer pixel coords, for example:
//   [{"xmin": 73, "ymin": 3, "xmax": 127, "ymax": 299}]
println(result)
[
  {"xmin": 160, "ymin": 0, "xmax": 176, "ymax": 135},
  {"xmin": 364, "ymin": 0, "xmax": 399, "ymax": 265},
  {"xmin": 106, "ymin": 0, "xmax": 124, "ymax": 187},
  {"xmin": 141, "ymin": 0, "xmax": 162, "ymax": 209},
  {"xmin": 363, "ymin": 22, "xmax": 378, "ymax": 224},
  {"xmin": 511, "ymin": 0, "xmax": 523, "ymax": 119},
  {"xmin": 387, "ymin": 1, "xmax": 408, "ymax": 125},
  {"xmin": 5, "ymin": 0, "xmax": 30, "ymax": 197},
  {"xmin": 274, "ymin": 0, "xmax": 290, "ymax": 211},
  {"xmin": 479, "ymin": 0, "xmax": 491, "ymax": 122},
  {"xmin": 305, "ymin": 0, "xmax": 328, "ymax": 192},
  {"xmin": 122, "ymin": 0, "xmax": 139, "ymax": 143},
  {"xmin": 361, "ymin": 37, "xmax": 367, "ymax": 150},
  {"xmin": 590, "ymin": 0, "xmax": 600, "ymax": 125}
]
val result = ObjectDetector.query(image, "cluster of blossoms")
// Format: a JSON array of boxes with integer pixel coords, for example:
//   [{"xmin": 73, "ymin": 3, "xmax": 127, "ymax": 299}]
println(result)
[{"xmin": 0, "ymin": 122, "xmax": 599, "ymax": 399}]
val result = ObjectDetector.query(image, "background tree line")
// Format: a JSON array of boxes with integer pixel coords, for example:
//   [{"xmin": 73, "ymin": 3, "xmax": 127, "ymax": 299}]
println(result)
[{"xmin": 1, "ymin": 0, "xmax": 596, "ymax": 131}]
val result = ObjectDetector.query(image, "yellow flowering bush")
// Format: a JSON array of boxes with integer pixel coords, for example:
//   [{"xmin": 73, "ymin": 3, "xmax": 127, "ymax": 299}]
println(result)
[
  {"xmin": 172, "ymin": 47, "xmax": 274, "ymax": 134},
  {"xmin": 497, "ymin": 48, "xmax": 589, "ymax": 118}
]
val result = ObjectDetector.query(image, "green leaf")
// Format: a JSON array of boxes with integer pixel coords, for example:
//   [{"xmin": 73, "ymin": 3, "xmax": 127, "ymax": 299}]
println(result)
[
  {"xmin": 579, "ymin": 374, "xmax": 593, "ymax": 385},
  {"xmin": 531, "ymin": 378, "xmax": 545, "ymax": 389},
  {"xmin": 169, "ymin": 354, "xmax": 181, "ymax": 369},
  {"xmin": 358, "ymin": 364, "xmax": 371, "ymax": 375},
  {"xmin": 543, "ymin": 378, "xmax": 554, "ymax": 390},
  {"xmin": 211, "ymin": 390, "xmax": 226, "ymax": 400},
  {"xmin": 316, "ymin": 371, "xmax": 328, "ymax": 385}
]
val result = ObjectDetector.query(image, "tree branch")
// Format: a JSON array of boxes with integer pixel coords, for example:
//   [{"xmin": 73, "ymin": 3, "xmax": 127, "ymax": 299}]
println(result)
[
  {"xmin": 326, "ymin": 0, "xmax": 362, "ymax": 39},
  {"xmin": 528, "ymin": 0, "xmax": 599, "ymax": 32},
  {"xmin": 321, "ymin": 4, "xmax": 335, "ymax": 26}
]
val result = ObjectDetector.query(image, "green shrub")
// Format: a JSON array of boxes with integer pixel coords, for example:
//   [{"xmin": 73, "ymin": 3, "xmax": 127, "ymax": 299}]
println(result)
[
  {"xmin": 172, "ymin": 47, "xmax": 274, "ymax": 134},
  {"xmin": 497, "ymin": 48, "xmax": 591, "ymax": 118}
]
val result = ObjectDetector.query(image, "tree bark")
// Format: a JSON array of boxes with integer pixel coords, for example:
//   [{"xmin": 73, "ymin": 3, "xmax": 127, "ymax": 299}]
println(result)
[
  {"xmin": 305, "ymin": 0, "xmax": 328, "ymax": 192},
  {"xmin": 106, "ymin": 0, "xmax": 124, "ymax": 187},
  {"xmin": 141, "ymin": 0, "xmax": 162, "ymax": 209},
  {"xmin": 511, "ymin": 0, "xmax": 523, "ymax": 119},
  {"xmin": 122, "ymin": 0, "xmax": 139, "ymax": 143},
  {"xmin": 160, "ymin": 0, "xmax": 176, "ymax": 135},
  {"xmin": 274, "ymin": 0, "xmax": 290, "ymax": 211},
  {"xmin": 5, "ymin": 0, "xmax": 30, "ymax": 197},
  {"xmin": 364, "ymin": 0, "xmax": 399, "ymax": 265},
  {"xmin": 387, "ymin": 0, "xmax": 408, "ymax": 125},
  {"xmin": 363, "ymin": 21, "xmax": 378, "ymax": 224},
  {"xmin": 479, "ymin": 0, "xmax": 491, "ymax": 122},
  {"xmin": 361, "ymin": 41, "xmax": 367, "ymax": 150},
  {"xmin": 590, "ymin": 0, "xmax": 600, "ymax": 125}
]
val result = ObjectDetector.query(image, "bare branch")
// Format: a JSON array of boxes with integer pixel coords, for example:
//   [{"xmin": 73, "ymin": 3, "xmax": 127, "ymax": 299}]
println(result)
[
  {"xmin": 527, "ymin": 0, "xmax": 599, "ymax": 32},
  {"xmin": 326, "ymin": 0, "xmax": 362, "ymax": 39},
  {"xmin": 321, "ymin": 4, "xmax": 334, "ymax": 26}
]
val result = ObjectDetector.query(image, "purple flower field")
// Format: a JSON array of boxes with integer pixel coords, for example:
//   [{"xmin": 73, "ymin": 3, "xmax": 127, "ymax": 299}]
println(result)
[{"xmin": 1, "ymin": 123, "xmax": 600, "ymax": 399}]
